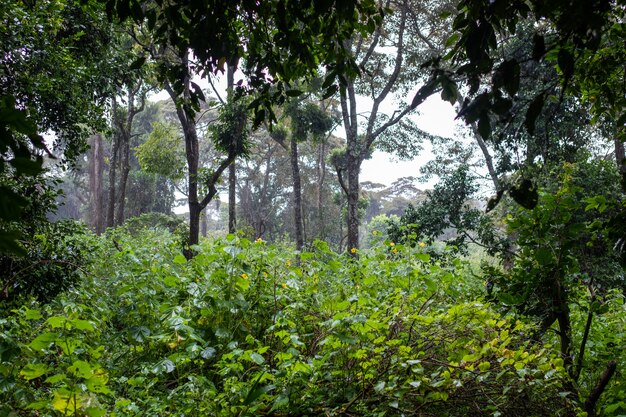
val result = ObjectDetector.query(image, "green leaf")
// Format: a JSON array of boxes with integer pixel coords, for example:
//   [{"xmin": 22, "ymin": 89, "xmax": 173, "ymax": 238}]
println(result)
[
  {"xmin": 270, "ymin": 394, "xmax": 290, "ymax": 411},
  {"xmin": 201, "ymin": 347, "xmax": 217, "ymax": 359},
  {"xmin": 24, "ymin": 309, "xmax": 42, "ymax": 320},
  {"xmin": 29, "ymin": 332, "xmax": 58, "ymax": 350},
  {"xmin": 173, "ymin": 254, "xmax": 187, "ymax": 264},
  {"xmin": 486, "ymin": 190, "xmax": 504, "ymax": 213},
  {"xmin": 557, "ymin": 47, "xmax": 574, "ymax": 79},
  {"xmin": 129, "ymin": 326, "xmax": 151, "ymax": 343},
  {"xmin": 47, "ymin": 316, "xmax": 66, "ymax": 329},
  {"xmin": 478, "ymin": 113, "xmax": 491, "ymax": 139},
  {"xmin": 445, "ymin": 32, "xmax": 460, "ymax": 48},
  {"xmin": 45, "ymin": 373, "xmax": 67, "ymax": 384},
  {"xmin": 152, "ymin": 359, "xmax": 175, "ymax": 374},
  {"xmin": 249, "ymin": 352, "xmax": 265, "ymax": 365},
  {"xmin": 52, "ymin": 389, "xmax": 80, "ymax": 414},
  {"xmin": 20, "ymin": 363, "xmax": 51, "ymax": 380},
  {"xmin": 532, "ymin": 34, "xmax": 545, "ymax": 60},
  {"xmin": 129, "ymin": 56, "xmax": 146, "ymax": 70},
  {"xmin": 73, "ymin": 320, "xmax": 95, "ymax": 331},
  {"xmin": 68, "ymin": 360, "xmax": 93, "ymax": 379},
  {"xmin": 85, "ymin": 407, "xmax": 107, "ymax": 417}
]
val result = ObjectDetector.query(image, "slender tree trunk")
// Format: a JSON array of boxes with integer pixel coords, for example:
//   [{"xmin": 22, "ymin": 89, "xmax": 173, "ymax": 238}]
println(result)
[
  {"xmin": 346, "ymin": 152, "xmax": 360, "ymax": 252},
  {"xmin": 226, "ymin": 64, "xmax": 237, "ymax": 234},
  {"xmin": 200, "ymin": 208, "xmax": 207, "ymax": 237},
  {"xmin": 290, "ymin": 138, "xmax": 304, "ymax": 251},
  {"xmin": 471, "ymin": 124, "xmax": 500, "ymax": 191},
  {"xmin": 106, "ymin": 132, "xmax": 119, "ymax": 228},
  {"xmin": 164, "ymin": 53, "xmax": 236, "ymax": 258},
  {"xmin": 615, "ymin": 137, "xmax": 626, "ymax": 191},
  {"xmin": 340, "ymin": 76, "xmax": 361, "ymax": 254},
  {"xmin": 115, "ymin": 131, "xmax": 130, "ymax": 226},
  {"xmin": 228, "ymin": 161, "xmax": 237, "ymax": 234},
  {"xmin": 89, "ymin": 134, "xmax": 105, "ymax": 234},
  {"xmin": 317, "ymin": 141, "xmax": 327, "ymax": 240}
]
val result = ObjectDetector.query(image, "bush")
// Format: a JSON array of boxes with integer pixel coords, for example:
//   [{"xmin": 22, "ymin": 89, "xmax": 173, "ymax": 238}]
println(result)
[{"xmin": 0, "ymin": 231, "xmax": 579, "ymax": 416}]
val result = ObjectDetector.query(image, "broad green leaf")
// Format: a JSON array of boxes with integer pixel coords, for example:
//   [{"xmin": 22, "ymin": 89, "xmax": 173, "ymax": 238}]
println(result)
[
  {"xmin": 52, "ymin": 389, "xmax": 80, "ymax": 414},
  {"xmin": 29, "ymin": 332, "xmax": 58, "ymax": 351},
  {"xmin": 173, "ymin": 254, "xmax": 187, "ymax": 264},
  {"xmin": 73, "ymin": 320, "xmax": 95, "ymax": 331},
  {"xmin": 20, "ymin": 363, "xmax": 51, "ymax": 380},
  {"xmin": 24, "ymin": 309, "xmax": 42, "ymax": 320},
  {"xmin": 68, "ymin": 360, "xmax": 92, "ymax": 379},
  {"xmin": 201, "ymin": 347, "xmax": 217, "ymax": 359},
  {"xmin": 249, "ymin": 352, "xmax": 265, "ymax": 365}
]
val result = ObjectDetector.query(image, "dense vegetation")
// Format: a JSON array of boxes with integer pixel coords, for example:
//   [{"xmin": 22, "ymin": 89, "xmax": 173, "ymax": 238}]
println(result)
[{"xmin": 3, "ymin": 0, "xmax": 626, "ymax": 415}]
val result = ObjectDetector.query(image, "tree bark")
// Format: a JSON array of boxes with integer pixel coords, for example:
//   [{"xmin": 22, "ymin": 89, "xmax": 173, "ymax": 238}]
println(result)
[
  {"xmin": 472, "ymin": 124, "xmax": 500, "ymax": 191},
  {"xmin": 115, "ymin": 129, "xmax": 130, "ymax": 226},
  {"xmin": 228, "ymin": 161, "xmax": 237, "ymax": 234},
  {"xmin": 316, "ymin": 141, "xmax": 327, "ymax": 240},
  {"xmin": 227, "ymin": 65, "xmax": 237, "ymax": 234},
  {"xmin": 89, "ymin": 134, "xmax": 105, "ymax": 234},
  {"xmin": 200, "ymin": 208, "xmax": 207, "ymax": 237},
  {"xmin": 106, "ymin": 121, "xmax": 119, "ymax": 228},
  {"xmin": 584, "ymin": 361, "xmax": 617, "ymax": 417},
  {"xmin": 290, "ymin": 138, "xmax": 304, "ymax": 251}
]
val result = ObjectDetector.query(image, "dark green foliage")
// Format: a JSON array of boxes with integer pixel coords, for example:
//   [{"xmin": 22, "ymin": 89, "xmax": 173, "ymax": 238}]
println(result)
[
  {"xmin": 0, "ymin": 231, "xmax": 578, "ymax": 416},
  {"xmin": 117, "ymin": 212, "xmax": 189, "ymax": 248},
  {"xmin": 0, "ymin": 220, "xmax": 92, "ymax": 304},
  {"xmin": 0, "ymin": 173, "xmax": 93, "ymax": 303},
  {"xmin": 286, "ymin": 100, "xmax": 335, "ymax": 142},
  {"xmin": 387, "ymin": 165, "xmax": 482, "ymax": 251},
  {"xmin": 105, "ymin": 0, "xmax": 383, "ymax": 125}
]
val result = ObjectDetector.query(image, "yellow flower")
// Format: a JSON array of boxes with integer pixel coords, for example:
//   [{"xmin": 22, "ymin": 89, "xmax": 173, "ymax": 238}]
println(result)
[
  {"xmin": 263, "ymin": 271, "xmax": 268, "ymax": 278},
  {"xmin": 392, "ymin": 248, "xmax": 398, "ymax": 254},
  {"xmin": 389, "ymin": 242, "xmax": 395, "ymax": 247},
  {"xmin": 241, "ymin": 273, "xmax": 249, "ymax": 280},
  {"xmin": 350, "ymin": 247, "xmax": 357, "ymax": 253},
  {"xmin": 419, "ymin": 242, "xmax": 426, "ymax": 248},
  {"xmin": 281, "ymin": 283, "xmax": 288, "ymax": 289},
  {"xmin": 255, "ymin": 237, "xmax": 265, "ymax": 244}
]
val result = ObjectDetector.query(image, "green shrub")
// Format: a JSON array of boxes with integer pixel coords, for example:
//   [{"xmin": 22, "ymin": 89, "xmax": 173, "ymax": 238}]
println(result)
[{"xmin": 0, "ymin": 231, "xmax": 581, "ymax": 416}]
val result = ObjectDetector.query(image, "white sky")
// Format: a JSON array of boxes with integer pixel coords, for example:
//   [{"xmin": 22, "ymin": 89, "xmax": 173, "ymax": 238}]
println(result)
[{"xmin": 361, "ymin": 95, "xmax": 462, "ymax": 188}]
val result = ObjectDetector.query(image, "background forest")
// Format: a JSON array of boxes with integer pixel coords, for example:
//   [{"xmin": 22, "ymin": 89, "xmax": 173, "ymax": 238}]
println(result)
[{"xmin": 2, "ymin": 0, "xmax": 626, "ymax": 416}]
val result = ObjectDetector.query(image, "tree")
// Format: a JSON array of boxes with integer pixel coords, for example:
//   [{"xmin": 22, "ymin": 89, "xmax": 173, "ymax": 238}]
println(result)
[
  {"xmin": 0, "ymin": 0, "xmax": 135, "ymax": 251},
  {"xmin": 337, "ymin": 0, "xmax": 454, "ymax": 252},
  {"xmin": 417, "ymin": 4, "xmax": 626, "ymax": 413},
  {"xmin": 274, "ymin": 99, "xmax": 334, "ymax": 251},
  {"xmin": 107, "ymin": 0, "xmax": 383, "ymax": 124},
  {"xmin": 107, "ymin": 80, "xmax": 149, "ymax": 227}
]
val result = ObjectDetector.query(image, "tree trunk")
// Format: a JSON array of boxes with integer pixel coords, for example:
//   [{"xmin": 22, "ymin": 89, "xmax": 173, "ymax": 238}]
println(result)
[
  {"xmin": 290, "ymin": 138, "xmax": 304, "ymax": 251},
  {"xmin": 316, "ymin": 141, "xmax": 327, "ymax": 240},
  {"xmin": 115, "ymin": 130, "xmax": 130, "ymax": 226},
  {"xmin": 89, "ymin": 134, "xmax": 105, "ymax": 234},
  {"xmin": 200, "ymin": 208, "xmax": 207, "ymax": 237},
  {"xmin": 228, "ymin": 161, "xmax": 237, "ymax": 234},
  {"xmin": 106, "ymin": 131, "xmax": 119, "ymax": 228},
  {"xmin": 346, "ymin": 150, "xmax": 360, "ymax": 253},
  {"xmin": 472, "ymin": 125, "xmax": 500, "ymax": 191}
]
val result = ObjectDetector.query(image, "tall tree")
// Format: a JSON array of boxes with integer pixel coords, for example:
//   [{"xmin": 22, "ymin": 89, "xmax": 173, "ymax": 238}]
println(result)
[
  {"xmin": 108, "ymin": 82, "xmax": 148, "ymax": 226},
  {"xmin": 338, "ymin": 0, "xmax": 453, "ymax": 251},
  {"xmin": 88, "ymin": 134, "xmax": 105, "ymax": 234},
  {"xmin": 281, "ymin": 99, "xmax": 334, "ymax": 251}
]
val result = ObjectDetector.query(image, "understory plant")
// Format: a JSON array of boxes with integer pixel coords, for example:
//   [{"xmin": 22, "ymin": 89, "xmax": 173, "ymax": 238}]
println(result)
[{"xmin": 0, "ymin": 229, "xmax": 588, "ymax": 416}]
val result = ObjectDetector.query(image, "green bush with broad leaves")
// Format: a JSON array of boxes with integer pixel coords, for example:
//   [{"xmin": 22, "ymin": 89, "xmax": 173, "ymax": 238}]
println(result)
[{"xmin": 0, "ymin": 229, "xmax": 592, "ymax": 416}]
